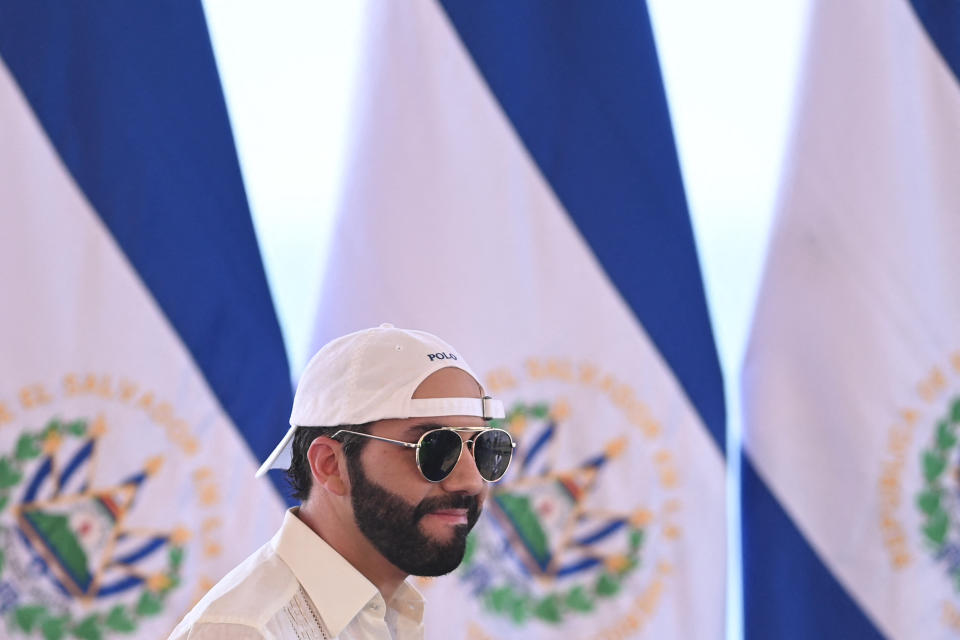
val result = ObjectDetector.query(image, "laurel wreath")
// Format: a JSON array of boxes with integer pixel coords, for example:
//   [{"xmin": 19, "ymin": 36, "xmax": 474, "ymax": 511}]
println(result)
[
  {"xmin": 917, "ymin": 398, "xmax": 960, "ymax": 591},
  {"xmin": 467, "ymin": 402, "xmax": 646, "ymax": 625},
  {"xmin": 0, "ymin": 418, "xmax": 183, "ymax": 640}
]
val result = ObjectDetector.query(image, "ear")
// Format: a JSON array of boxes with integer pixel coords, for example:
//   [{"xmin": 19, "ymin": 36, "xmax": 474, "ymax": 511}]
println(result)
[{"xmin": 306, "ymin": 437, "xmax": 350, "ymax": 497}]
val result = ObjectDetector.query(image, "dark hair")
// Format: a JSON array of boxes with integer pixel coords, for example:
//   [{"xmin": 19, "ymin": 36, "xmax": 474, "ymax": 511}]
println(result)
[{"xmin": 285, "ymin": 423, "xmax": 371, "ymax": 501}]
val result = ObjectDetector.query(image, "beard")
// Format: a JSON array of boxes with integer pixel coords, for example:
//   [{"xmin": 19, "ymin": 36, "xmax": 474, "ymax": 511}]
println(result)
[{"xmin": 348, "ymin": 459, "xmax": 481, "ymax": 576}]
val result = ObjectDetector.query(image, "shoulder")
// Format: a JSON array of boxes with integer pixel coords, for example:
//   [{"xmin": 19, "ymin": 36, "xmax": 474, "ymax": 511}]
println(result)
[
  {"xmin": 167, "ymin": 621, "xmax": 270, "ymax": 639},
  {"xmin": 169, "ymin": 541, "xmax": 300, "ymax": 637}
]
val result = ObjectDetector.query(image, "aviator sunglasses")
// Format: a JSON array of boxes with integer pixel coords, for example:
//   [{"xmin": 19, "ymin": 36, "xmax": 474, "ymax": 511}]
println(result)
[{"xmin": 331, "ymin": 426, "xmax": 516, "ymax": 483}]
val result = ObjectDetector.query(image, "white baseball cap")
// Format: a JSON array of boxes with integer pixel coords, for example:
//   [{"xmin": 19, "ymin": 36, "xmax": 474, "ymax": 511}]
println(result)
[{"xmin": 256, "ymin": 324, "xmax": 505, "ymax": 477}]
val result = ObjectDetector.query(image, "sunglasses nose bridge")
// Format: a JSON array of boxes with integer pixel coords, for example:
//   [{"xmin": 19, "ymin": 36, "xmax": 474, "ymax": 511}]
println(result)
[
  {"xmin": 434, "ymin": 434, "xmax": 486, "ymax": 492},
  {"xmin": 452, "ymin": 434, "xmax": 479, "ymax": 469}
]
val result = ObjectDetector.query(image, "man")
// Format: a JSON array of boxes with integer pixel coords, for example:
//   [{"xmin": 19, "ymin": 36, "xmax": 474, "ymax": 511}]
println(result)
[{"xmin": 169, "ymin": 324, "xmax": 514, "ymax": 639}]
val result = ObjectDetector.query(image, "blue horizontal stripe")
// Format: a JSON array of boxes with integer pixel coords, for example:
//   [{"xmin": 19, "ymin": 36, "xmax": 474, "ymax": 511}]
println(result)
[
  {"xmin": 742, "ymin": 455, "xmax": 884, "ymax": 639},
  {"xmin": 111, "ymin": 536, "xmax": 167, "ymax": 566},
  {"xmin": 574, "ymin": 520, "xmax": 626, "ymax": 547},
  {"xmin": 556, "ymin": 557, "xmax": 602, "ymax": 578},
  {"xmin": 97, "ymin": 576, "xmax": 144, "ymax": 598},
  {"xmin": 521, "ymin": 423, "xmax": 554, "ymax": 470},
  {"xmin": 908, "ymin": 0, "xmax": 960, "ymax": 84},
  {"xmin": 439, "ymin": 0, "xmax": 725, "ymax": 449},
  {"xmin": 59, "ymin": 440, "xmax": 95, "ymax": 495},
  {"xmin": 22, "ymin": 457, "xmax": 52, "ymax": 504},
  {"xmin": 0, "ymin": 3, "xmax": 293, "ymax": 499}
]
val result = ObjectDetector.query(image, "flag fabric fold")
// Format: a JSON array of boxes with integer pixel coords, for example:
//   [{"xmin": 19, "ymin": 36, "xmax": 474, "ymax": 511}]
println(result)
[
  {"xmin": 0, "ymin": 5, "xmax": 290, "ymax": 637},
  {"xmin": 743, "ymin": 0, "xmax": 960, "ymax": 637},
  {"xmin": 310, "ymin": 1, "xmax": 726, "ymax": 638}
]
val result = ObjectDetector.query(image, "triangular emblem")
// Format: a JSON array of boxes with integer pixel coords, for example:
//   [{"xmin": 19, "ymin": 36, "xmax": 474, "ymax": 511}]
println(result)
[{"xmin": 18, "ymin": 484, "xmax": 136, "ymax": 597}]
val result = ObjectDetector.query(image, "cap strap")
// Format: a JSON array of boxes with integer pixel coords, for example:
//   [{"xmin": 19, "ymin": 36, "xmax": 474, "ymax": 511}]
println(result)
[{"xmin": 408, "ymin": 397, "xmax": 505, "ymax": 420}]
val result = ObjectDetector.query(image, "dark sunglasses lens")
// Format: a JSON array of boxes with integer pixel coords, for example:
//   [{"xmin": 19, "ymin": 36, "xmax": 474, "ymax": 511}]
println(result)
[
  {"xmin": 418, "ymin": 429, "xmax": 464, "ymax": 481},
  {"xmin": 473, "ymin": 429, "xmax": 514, "ymax": 481}
]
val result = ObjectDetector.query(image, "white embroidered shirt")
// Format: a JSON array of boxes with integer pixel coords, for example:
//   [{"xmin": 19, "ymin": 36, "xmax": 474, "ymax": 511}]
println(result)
[{"xmin": 168, "ymin": 510, "xmax": 425, "ymax": 640}]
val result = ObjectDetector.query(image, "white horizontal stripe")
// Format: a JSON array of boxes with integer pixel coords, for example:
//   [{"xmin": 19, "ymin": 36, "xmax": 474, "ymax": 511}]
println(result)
[
  {"xmin": 0, "ymin": 57, "xmax": 286, "ymax": 636},
  {"xmin": 743, "ymin": 0, "xmax": 960, "ymax": 636},
  {"xmin": 309, "ymin": 1, "xmax": 726, "ymax": 637}
]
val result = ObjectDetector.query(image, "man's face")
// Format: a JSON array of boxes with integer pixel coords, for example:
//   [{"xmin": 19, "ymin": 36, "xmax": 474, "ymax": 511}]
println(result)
[{"xmin": 346, "ymin": 368, "xmax": 490, "ymax": 576}]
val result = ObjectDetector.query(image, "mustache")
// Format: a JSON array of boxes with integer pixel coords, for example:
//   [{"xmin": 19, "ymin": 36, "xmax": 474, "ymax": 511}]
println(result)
[{"xmin": 413, "ymin": 494, "xmax": 481, "ymax": 522}]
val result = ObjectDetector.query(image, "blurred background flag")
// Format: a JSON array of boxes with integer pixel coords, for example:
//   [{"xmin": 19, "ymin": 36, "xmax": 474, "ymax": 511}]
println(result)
[
  {"xmin": 742, "ymin": 0, "xmax": 960, "ymax": 637},
  {"xmin": 309, "ymin": 1, "xmax": 726, "ymax": 637},
  {"xmin": 0, "ymin": 4, "xmax": 291, "ymax": 638}
]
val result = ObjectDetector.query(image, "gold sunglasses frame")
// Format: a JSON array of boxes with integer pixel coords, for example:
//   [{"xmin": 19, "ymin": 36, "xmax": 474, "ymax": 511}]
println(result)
[{"xmin": 330, "ymin": 426, "xmax": 516, "ymax": 483}]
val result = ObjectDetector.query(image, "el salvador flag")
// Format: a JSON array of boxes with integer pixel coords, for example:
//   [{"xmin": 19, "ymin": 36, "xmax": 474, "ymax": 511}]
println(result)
[
  {"xmin": 308, "ymin": 2, "xmax": 726, "ymax": 638},
  {"xmin": 0, "ymin": 4, "xmax": 290, "ymax": 638},
  {"xmin": 743, "ymin": 0, "xmax": 960, "ymax": 638}
]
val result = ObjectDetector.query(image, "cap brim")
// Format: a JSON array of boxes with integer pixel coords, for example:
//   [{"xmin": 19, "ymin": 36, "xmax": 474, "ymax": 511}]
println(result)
[{"xmin": 255, "ymin": 424, "xmax": 298, "ymax": 477}]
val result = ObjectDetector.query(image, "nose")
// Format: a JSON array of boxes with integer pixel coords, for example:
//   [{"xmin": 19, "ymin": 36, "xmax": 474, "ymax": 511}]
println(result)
[{"xmin": 439, "ymin": 437, "xmax": 485, "ymax": 495}]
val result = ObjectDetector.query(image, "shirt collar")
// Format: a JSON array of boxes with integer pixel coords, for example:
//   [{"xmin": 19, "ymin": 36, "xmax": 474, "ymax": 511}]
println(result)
[
  {"xmin": 273, "ymin": 509, "xmax": 377, "ymax": 636},
  {"xmin": 389, "ymin": 580, "xmax": 425, "ymax": 625},
  {"xmin": 272, "ymin": 509, "xmax": 424, "ymax": 635}
]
